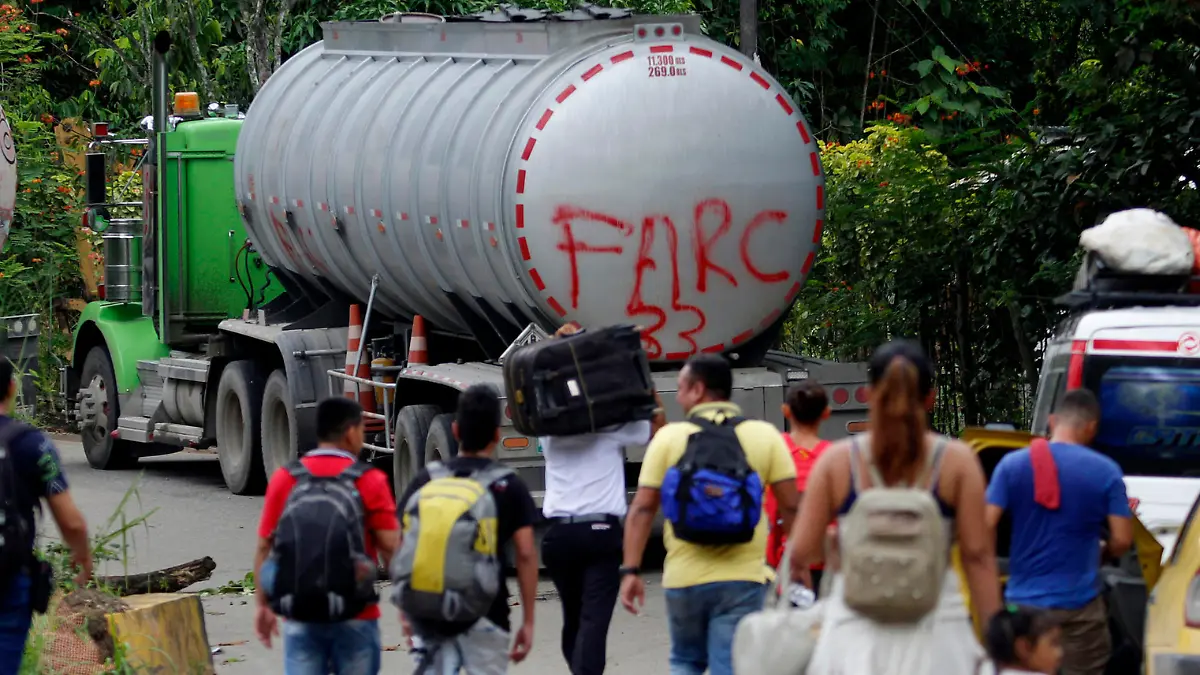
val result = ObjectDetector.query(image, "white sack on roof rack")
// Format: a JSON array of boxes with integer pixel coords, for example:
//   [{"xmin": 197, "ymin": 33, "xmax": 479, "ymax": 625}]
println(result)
[{"xmin": 1080, "ymin": 208, "xmax": 1195, "ymax": 275}]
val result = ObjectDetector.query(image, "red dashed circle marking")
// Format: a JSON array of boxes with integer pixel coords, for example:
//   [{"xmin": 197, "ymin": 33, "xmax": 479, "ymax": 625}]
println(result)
[{"xmin": 514, "ymin": 42, "xmax": 823, "ymax": 358}]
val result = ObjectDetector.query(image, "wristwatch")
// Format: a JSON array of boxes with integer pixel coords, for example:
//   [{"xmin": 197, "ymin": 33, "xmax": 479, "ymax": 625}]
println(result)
[{"xmin": 619, "ymin": 565, "xmax": 640, "ymax": 577}]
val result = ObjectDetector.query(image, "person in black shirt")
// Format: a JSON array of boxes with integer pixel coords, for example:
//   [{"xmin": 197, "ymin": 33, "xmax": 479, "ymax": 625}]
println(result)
[
  {"xmin": 397, "ymin": 384, "xmax": 538, "ymax": 674},
  {"xmin": 0, "ymin": 355, "xmax": 91, "ymax": 670}
]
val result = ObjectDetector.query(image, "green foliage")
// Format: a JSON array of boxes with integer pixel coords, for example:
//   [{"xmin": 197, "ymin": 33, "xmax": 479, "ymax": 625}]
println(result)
[{"xmin": 782, "ymin": 126, "xmax": 1041, "ymax": 430}]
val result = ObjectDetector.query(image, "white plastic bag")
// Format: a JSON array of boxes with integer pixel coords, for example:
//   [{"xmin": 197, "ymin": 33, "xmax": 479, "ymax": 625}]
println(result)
[
  {"xmin": 732, "ymin": 554, "xmax": 823, "ymax": 675},
  {"xmin": 1079, "ymin": 208, "xmax": 1194, "ymax": 275}
]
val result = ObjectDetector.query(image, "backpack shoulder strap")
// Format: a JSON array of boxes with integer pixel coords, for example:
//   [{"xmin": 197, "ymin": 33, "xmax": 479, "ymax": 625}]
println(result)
[
  {"xmin": 854, "ymin": 434, "xmax": 889, "ymax": 488},
  {"xmin": 473, "ymin": 463, "xmax": 515, "ymax": 489},
  {"xmin": 849, "ymin": 435, "xmax": 867, "ymax": 493},
  {"xmin": 338, "ymin": 461, "xmax": 371, "ymax": 482},
  {"xmin": 285, "ymin": 460, "xmax": 310, "ymax": 480},
  {"xmin": 0, "ymin": 421, "xmax": 32, "ymax": 453},
  {"xmin": 923, "ymin": 436, "xmax": 950, "ymax": 490},
  {"xmin": 425, "ymin": 462, "xmax": 450, "ymax": 480}
]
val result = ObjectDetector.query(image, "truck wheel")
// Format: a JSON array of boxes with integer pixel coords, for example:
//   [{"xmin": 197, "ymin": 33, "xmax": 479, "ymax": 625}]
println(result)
[
  {"xmin": 216, "ymin": 361, "xmax": 267, "ymax": 495},
  {"xmin": 394, "ymin": 404, "xmax": 439, "ymax": 496},
  {"xmin": 78, "ymin": 346, "xmax": 137, "ymax": 470},
  {"xmin": 261, "ymin": 370, "xmax": 297, "ymax": 478},
  {"xmin": 426, "ymin": 413, "xmax": 459, "ymax": 464}
]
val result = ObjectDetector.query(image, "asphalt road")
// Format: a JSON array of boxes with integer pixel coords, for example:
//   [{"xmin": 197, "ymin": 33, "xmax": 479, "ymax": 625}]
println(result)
[{"xmin": 49, "ymin": 437, "xmax": 672, "ymax": 674}]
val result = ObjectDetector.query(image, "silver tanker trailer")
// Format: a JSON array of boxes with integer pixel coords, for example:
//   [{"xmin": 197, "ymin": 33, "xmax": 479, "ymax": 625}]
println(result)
[{"xmin": 65, "ymin": 7, "xmax": 868, "ymax": 503}]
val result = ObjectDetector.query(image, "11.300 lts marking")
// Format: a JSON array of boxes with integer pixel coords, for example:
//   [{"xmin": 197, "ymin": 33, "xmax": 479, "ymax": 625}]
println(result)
[{"xmin": 647, "ymin": 54, "xmax": 687, "ymax": 78}]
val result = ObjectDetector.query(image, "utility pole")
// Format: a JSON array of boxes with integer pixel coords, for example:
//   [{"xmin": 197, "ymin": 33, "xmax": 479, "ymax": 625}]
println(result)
[{"xmin": 739, "ymin": 0, "xmax": 758, "ymax": 62}]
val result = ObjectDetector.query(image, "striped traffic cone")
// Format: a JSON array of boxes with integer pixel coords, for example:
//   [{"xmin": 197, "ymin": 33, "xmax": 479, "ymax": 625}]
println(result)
[
  {"xmin": 408, "ymin": 315, "xmax": 429, "ymax": 366},
  {"xmin": 345, "ymin": 305, "xmax": 383, "ymax": 431}
]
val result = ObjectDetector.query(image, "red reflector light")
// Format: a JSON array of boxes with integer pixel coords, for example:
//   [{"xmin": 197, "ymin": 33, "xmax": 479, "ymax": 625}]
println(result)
[
  {"xmin": 1067, "ymin": 339, "xmax": 1087, "ymax": 390},
  {"xmin": 832, "ymin": 388, "xmax": 849, "ymax": 405},
  {"xmin": 636, "ymin": 27, "xmax": 646, "ymax": 38},
  {"xmin": 854, "ymin": 387, "xmax": 869, "ymax": 404},
  {"xmin": 93, "ymin": 122, "xmax": 109, "ymax": 138},
  {"xmin": 671, "ymin": 25, "xmax": 682, "ymax": 35},
  {"xmin": 654, "ymin": 26, "xmax": 664, "ymax": 37},
  {"xmin": 504, "ymin": 405, "xmax": 512, "ymax": 419}
]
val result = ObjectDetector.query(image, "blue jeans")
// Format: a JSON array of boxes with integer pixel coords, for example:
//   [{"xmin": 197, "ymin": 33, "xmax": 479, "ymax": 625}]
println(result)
[
  {"xmin": 283, "ymin": 618, "xmax": 381, "ymax": 675},
  {"xmin": 664, "ymin": 581, "xmax": 766, "ymax": 675},
  {"xmin": 0, "ymin": 573, "xmax": 33, "ymax": 673}
]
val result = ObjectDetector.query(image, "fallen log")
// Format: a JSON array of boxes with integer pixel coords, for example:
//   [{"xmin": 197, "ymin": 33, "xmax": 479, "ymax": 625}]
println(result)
[{"xmin": 95, "ymin": 557, "xmax": 217, "ymax": 596}]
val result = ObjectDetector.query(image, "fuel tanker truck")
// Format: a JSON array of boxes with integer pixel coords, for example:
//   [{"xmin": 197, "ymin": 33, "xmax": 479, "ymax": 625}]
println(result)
[{"xmin": 62, "ymin": 6, "xmax": 869, "ymax": 499}]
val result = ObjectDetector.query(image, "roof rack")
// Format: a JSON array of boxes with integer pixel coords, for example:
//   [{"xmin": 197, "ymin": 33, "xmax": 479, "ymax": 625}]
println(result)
[{"xmin": 1056, "ymin": 287, "xmax": 1200, "ymax": 311}]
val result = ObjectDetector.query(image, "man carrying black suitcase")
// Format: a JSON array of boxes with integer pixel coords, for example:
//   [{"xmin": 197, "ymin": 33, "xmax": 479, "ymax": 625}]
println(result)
[{"xmin": 539, "ymin": 323, "xmax": 666, "ymax": 675}]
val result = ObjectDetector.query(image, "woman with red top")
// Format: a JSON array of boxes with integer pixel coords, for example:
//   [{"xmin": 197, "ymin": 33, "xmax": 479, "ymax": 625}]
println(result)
[{"xmin": 766, "ymin": 381, "xmax": 831, "ymax": 587}]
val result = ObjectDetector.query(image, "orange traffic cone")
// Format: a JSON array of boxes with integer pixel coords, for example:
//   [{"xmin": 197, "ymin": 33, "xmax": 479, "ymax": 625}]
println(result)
[
  {"xmin": 345, "ymin": 305, "xmax": 383, "ymax": 431},
  {"xmin": 408, "ymin": 315, "xmax": 429, "ymax": 366}
]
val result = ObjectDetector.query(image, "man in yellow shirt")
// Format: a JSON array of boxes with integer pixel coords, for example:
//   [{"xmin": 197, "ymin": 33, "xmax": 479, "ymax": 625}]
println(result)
[{"xmin": 618, "ymin": 354, "xmax": 799, "ymax": 675}]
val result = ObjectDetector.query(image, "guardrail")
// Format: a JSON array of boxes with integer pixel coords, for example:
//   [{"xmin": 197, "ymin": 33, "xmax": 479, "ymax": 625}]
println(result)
[{"xmin": 326, "ymin": 368, "xmax": 398, "ymax": 460}]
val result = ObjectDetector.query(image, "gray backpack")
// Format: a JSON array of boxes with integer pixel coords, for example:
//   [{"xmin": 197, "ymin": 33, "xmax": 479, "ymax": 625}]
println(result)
[
  {"xmin": 390, "ymin": 462, "xmax": 514, "ymax": 625},
  {"xmin": 839, "ymin": 436, "xmax": 950, "ymax": 623}
]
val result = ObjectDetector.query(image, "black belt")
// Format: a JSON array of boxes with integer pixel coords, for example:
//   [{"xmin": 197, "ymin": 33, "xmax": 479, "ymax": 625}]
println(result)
[{"xmin": 546, "ymin": 513, "xmax": 622, "ymax": 526}]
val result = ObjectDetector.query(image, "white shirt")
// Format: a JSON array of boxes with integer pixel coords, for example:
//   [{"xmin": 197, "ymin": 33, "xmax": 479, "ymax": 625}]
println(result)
[{"xmin": 540, "ymin": 420, "xmax": 653, "ymax": 519}]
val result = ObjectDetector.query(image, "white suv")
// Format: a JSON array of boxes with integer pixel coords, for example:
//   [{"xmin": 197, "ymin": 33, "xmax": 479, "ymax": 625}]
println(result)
[{"xmin": 1033, "ymin": 303, "xmax": 1200, "ymax": 476}]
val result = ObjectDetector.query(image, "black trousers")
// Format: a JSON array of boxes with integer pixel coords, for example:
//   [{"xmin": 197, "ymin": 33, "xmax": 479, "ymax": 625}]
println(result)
[{"xmin": 541, "ymin": 519, "xmax": 623, "ymax": 675}]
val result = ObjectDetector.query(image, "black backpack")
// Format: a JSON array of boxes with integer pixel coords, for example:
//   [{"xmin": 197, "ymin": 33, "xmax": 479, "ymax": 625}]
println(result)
[
  {"xmin": 267, "ymin": 460, "xmax": 378, "ymax": 622},
  {"xmin": 661, "ymin": 415, "xmax": 764, "ymax": 545},
  {"xmin": 0, "ymin": 422, "xmax": 33, "ymax": 584}
]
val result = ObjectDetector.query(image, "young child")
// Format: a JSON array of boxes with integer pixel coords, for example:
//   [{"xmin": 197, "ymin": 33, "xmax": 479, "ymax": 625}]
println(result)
[
  {"xmin": 985, "ymin": 605, "xmax": 1063, "ymax": 675},
  {"xmin": 765, "ymin": 381, "xmax": 831, "ymax": 586}
]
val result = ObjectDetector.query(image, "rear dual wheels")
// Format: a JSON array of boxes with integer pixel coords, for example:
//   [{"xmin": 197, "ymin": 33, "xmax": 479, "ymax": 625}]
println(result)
[
  {"xmin": 216, "ymin": 361, "xmax": 267, "ymax": 495},
  {"xmin": 392, "ymin": 405, "xmax": 458, "ymax": 497},
  {"xmin": 261, "ymin": 370, "xmax": 298, "ymax": 478}
]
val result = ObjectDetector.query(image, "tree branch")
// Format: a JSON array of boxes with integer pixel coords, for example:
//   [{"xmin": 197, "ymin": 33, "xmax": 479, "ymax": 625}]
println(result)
[{"xmin": 859, "ymin": 0, "xmax": 881, "ymax": 130}]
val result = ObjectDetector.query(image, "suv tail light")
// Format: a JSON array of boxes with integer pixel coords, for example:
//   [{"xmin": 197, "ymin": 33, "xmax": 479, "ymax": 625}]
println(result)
[
  {"xmin": 1185, "ymin": 570, "xmax": 1200, "ymax": 628},
  {"xmin": 1066, "ymin": 339, "xmax": 1087, "ymax": 390}
]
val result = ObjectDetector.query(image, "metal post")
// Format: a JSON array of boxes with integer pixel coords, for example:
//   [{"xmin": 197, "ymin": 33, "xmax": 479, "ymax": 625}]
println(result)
[
  {"xmin": 152, "ymin": 32, "xmax": 170, "ymax": 135},
  {"xmin": 353, "ymin": 275, "xmax": 380, "ymax": 378}
]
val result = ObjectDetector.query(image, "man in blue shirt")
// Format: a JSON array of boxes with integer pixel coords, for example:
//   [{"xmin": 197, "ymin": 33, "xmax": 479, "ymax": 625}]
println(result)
[
  {"xmin": 986, "ymin": 388, "xmax": 1132, "ymax": 675},
  {"xmin": 0, "ymin": 356, "xmax": 91, "ymax": 671}
]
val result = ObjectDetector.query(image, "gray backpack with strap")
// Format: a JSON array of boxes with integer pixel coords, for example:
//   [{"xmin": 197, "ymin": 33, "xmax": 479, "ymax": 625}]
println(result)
[
  {"xmin": 839, "ymin": 435, "xmax": 950, "ymax": 623},
  {"xmin": 390, "ymin": 461, "xmax": 514, "ymax": 625}
]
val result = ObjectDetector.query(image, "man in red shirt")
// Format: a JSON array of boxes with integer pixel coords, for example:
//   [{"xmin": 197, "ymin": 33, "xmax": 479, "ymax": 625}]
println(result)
[
  {"xmin": 253, "ymin": 397, "xmax": 399, "ymax": 675},
  {"xmin": 766, "ymin": 381, "xmax": 831, "ymax": 590}
]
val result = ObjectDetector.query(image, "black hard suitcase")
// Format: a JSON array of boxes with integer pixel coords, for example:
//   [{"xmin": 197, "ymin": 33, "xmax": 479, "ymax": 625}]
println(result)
[{"xmin": 503, "ymin": 325, "xmax": 656, "ymax": 437}]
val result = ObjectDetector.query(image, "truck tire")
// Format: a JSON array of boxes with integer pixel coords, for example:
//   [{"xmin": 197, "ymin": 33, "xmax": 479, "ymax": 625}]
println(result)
[
  {"xmin": 425, "ymin": 413, "xmax": 459, "ymax": 463},
  {"xmin": 394, "ymin": 404, "xmax": 439, "ymax": 496},
  {"xmin": 78, "ymin": 346, "xmax": 137, "ymax": 470},
  {"xmin": 216, "ymin": 361, "xmax": 267, "ymax": 495},
  {"xmin": 261, "ymin": 370, "xmax": 297, "ymax": 478}
]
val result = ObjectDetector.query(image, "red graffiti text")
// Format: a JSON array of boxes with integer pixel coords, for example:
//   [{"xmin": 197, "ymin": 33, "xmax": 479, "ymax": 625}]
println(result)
[{"xmin": 550, "ymin": 199, "xmax": 791, "ymax": 358}]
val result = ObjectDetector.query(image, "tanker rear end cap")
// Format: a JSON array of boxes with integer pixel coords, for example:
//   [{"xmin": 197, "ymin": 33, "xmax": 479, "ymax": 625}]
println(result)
[{"xmin": 233, "ymin": 10, "xmax": 824, "ymax": 362}]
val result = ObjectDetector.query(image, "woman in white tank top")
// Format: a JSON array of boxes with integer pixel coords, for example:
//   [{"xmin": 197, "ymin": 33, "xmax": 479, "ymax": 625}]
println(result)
[{"xmin": 785, "ymin": 340, "xmax": 1002, "ymax": 675}]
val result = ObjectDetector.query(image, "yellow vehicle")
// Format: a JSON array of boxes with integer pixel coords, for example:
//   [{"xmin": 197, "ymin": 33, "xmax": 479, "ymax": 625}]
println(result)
[{"xmin": 1144, "ymin": 491, "xmax": 1200, "ymax": 674}]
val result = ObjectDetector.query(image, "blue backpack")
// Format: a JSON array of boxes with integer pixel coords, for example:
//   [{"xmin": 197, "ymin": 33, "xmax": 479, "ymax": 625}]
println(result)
[{"xmin": 662, "ymin": 414, "xmax": 763, "ymax": 545}]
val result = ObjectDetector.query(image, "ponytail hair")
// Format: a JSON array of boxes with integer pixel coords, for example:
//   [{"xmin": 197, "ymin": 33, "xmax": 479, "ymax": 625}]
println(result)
[{"xmin": 867, "ymin": 340, "xmax": 934, "ymax": 486}]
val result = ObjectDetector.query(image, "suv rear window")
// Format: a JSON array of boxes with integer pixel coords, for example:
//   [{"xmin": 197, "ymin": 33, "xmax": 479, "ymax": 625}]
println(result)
[{"xmin": 1084, "ymin": 355, "xmax": 1200, "ymax": 476}]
